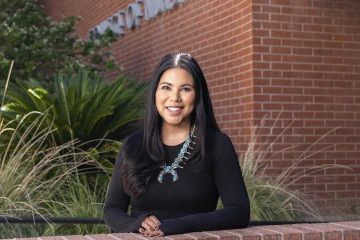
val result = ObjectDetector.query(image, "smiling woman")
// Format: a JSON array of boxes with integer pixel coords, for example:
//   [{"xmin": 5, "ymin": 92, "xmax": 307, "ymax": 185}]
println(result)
[
  {"xmin": 155, "ymin": 68, "xmax": 196, "ymax": 132},
  {"xmin": 103, "ymin": 52, "xmax": 250, "ymax": 237}
]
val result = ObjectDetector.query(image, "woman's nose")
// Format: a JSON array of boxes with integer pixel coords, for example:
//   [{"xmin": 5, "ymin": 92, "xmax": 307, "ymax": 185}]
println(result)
[{"xmin": 170, "ymin": 90, "xmax": 181, "ymax": 102}]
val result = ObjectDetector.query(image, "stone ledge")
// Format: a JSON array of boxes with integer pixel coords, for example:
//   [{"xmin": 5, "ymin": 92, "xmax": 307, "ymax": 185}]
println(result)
[{"xmin": 5, "ymin": 221, "xmax": 360, "ymax": 240}]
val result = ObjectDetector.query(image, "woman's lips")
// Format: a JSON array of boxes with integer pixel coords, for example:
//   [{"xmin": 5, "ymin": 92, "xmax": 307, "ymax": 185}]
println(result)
[{"xmin": 166, "ymin": 107, "xmax": 183, "ymax": 115}]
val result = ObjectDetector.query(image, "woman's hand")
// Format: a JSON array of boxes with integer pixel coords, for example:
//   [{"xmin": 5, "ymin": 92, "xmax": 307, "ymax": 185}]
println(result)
[
  {"xmin": 139, "ymin": 228, "xmax": 164, "ymax": 237},
  {"xmin": 139, "ymin": 215, "xmax": 163, "ymax": 236}
]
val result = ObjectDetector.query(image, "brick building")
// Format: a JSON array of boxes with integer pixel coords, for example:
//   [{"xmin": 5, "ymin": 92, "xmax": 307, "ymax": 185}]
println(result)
[{"xmin": 37, "ymin": 0, "xmax": 360, "ymax": 220}]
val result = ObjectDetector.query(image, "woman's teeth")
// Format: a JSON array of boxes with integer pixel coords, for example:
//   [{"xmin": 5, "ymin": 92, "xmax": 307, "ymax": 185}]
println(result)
[{"xmin": 167, "ymin": 107, "xmax": 181, "ymax": 111}]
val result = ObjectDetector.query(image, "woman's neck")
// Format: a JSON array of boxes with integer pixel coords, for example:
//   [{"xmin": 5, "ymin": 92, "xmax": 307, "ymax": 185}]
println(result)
[{"xmin": 161, "ymin": 123, "xmax": 191, "ymax": 146}]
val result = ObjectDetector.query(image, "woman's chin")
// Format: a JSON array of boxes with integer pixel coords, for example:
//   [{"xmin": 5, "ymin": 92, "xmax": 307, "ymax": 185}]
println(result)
[{"xmin": 162, "ymin": 118, "xmax": 190, "ymax": 127}]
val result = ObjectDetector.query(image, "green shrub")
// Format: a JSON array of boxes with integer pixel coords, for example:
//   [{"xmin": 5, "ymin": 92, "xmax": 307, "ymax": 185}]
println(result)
[
  {"xmin": 217, "ymin": 118, "xmax": 349, "ymax": 221},
  {"xmin": 0, "ymin": 0, "xmax": 119, "ymax": 88},
  {"xmin": 0, "ymin": 66, "xmax": 116, "ymax": 237},
  {"xmin": 42, "ymin": 175, "xmax": 109, "ymax": 236},
  {"xmin": 0, "ymin": 110, "xmax": 111, "ymax": 238},
  {"xmin": 0, "ymin": 70, "xmax": 146, "ymax": 149}
]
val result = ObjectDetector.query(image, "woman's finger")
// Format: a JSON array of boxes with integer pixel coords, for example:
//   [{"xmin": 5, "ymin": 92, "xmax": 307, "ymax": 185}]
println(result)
[
  {"xmin": 156, "ymin": 230, "xmax": 164, "ymax": 237},
  {"xmin": 141, "ymin": 229, "xmax": 150, "ymax": 237},
  {"xmin": 143, "ymin": 216, "xmax": 160, "ymax": 230},
  {"xmin": 147, "ymin": 230, "xmax": 164, "ymax": 237},
  {"xmin": 140, "ymin": 220, "xmax": 153, "ymax": 231},
  {"xmin": 148, "ymin": 215, "xmax": 161, "ymax": 226}
]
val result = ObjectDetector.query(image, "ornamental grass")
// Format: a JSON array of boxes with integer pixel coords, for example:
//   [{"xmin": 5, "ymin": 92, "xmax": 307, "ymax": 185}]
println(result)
[
  {"xmin": 232, "ymin": 116, "xmax": 350, "ymax": 221},
  {"xmin": 0, "ymin": 62, "xmax": 111, "ymax": 237},
  {"xmin": 0, "ymin": 109, "xmax": 111, "ymax": 238}
]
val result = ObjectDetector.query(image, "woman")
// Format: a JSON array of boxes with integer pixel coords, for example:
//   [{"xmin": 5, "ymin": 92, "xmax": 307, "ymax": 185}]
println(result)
[{"xmin": 103, "ymin": 52, "xmax": 250, "ymax": 237}]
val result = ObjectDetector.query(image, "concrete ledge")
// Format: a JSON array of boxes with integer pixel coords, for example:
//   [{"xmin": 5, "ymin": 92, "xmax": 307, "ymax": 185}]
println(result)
[{"xmin": 5, "ymin": 221, "xmax": 360, "ymax": 240}]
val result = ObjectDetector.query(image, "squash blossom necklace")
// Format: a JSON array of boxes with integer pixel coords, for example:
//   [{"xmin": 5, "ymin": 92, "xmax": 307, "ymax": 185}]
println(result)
[{"xmin": 158, "ymin": 126, "xmax": 196, "ymax": 183}]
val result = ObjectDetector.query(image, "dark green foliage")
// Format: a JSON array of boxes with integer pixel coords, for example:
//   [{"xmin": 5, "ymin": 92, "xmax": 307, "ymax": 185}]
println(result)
[
  {"xmin": 0, "ymin": 0, "xmax": 119, "ymax": 88},
  {"xmin": 0, "ymin": 71, "xmax": 147, "ymax": 148}
]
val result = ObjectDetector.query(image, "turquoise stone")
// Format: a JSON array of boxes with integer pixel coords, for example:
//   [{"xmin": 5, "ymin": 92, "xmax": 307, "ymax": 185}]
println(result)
[{"xmin": 157, "ymin": 129, "xmax": 196, "ymax": 183}]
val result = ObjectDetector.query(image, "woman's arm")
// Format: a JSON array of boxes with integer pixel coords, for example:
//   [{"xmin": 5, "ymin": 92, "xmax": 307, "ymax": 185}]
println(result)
[
  {"xmin": 103, "ymin": 146, "xmax": 150, "ymax": 233},
  {"xmin": 159, "ymin": 132, "xmax": 250, "ymax": 235}
]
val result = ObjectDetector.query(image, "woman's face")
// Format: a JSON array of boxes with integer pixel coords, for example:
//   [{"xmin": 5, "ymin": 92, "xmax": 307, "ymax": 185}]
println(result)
[{"xmin": 155, "ymin": 68, "xmax": 196, "ymax": 128}]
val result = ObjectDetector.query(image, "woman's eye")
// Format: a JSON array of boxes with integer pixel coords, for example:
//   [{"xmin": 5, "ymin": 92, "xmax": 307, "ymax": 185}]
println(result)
[
  {"xmin": 182, "ymin": 87, "xmax": 191, "ymax": 91},
  {"xmin": 161, "ymin": 86, "xmax": 170, "ymax": 90}
]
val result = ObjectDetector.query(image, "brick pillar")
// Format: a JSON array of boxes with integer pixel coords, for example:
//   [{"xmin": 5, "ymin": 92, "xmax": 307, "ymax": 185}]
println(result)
[{"xmin": 252, "ymin": 0, "xmax": 360, "ymax": 217}]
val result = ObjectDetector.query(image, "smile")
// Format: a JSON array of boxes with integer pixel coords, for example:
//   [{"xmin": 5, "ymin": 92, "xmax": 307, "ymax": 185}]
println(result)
[{"xmin": 167, "ymin": 107, "xmax": 183, "ymax": 112}]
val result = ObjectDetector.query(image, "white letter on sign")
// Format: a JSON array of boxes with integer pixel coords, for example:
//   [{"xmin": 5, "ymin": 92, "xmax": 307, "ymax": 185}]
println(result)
[
  {"xmin": 109, "ymin": 10, "xmax": 125, "ymax": 35},
  {"xmin": 96, "ymin": 20, "xmax": 111, "ymax": 34},
  {"xmin": 126, "ymin": 0, "xmax": 143, "ymax": 29},
  {"xmin": 164, "ymin": 0, "xmax": 186, "ymax": 9},
  {"xmin": 145, "ymin": 0, "xmax": 155, "ymax": 20},
  {"xmin": 145, "ymin": 0, "xmax": 165, "ymax": 20}
]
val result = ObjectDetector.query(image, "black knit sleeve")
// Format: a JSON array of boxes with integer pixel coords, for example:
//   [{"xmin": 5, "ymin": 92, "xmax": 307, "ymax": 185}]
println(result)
[
  {"xmin": 159, "ymin": 132, "xmax": 250, "ymax": 235},
  {"xmin": 103, "ymin": 142, "xmax": 151, "ymax": 233}
]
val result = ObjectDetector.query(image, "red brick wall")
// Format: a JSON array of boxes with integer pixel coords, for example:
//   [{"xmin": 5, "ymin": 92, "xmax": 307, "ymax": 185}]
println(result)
[
  {"xmin": 20, "ymin": 221, "xmax": 360, "ymax": 240},
  {"xmin": 36, "ymin": 0, "xmax": 360, "ymax": 218},
  {"xmin": 37, "ymin": 0, "xmax": 255, "ymax": 151},
  {"xmin": 251, "ymin": 0, "xmax": 360, "ymax": 217}
]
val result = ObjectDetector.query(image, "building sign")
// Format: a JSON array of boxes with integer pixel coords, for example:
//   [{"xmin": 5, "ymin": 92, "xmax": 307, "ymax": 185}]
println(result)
[{"xmin": 89, "ymin": 0, "xmax": 187, "ymax": 39}]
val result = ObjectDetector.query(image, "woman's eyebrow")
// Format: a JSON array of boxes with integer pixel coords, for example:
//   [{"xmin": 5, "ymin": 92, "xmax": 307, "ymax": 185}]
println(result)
[
  {"xmin": 181, "ymin": 83, "xmax": 194, "ymax": 88},
  {"xmin": 159, "ymin": 82, "xmax": 172, "ymax": 85},
  {"xmin": 159, "ymin": 82, "xmax": 194, "ymax": 88}
]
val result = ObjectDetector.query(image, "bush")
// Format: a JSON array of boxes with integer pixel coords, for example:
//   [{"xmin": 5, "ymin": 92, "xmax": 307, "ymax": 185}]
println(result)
[
  {"xmin": 42, "ymin": 175, "xmax": 109, "ymax": 236},
  {"xmin": 0, "ymin": 110, "xmax": 111, "ymax": 238},
  {"xmin": 217, "ymin": 117, "xmax": 349, "ymax": 221},
  {"xmin": 0, "ymin": 66, "xmax": 117, "ymax": 238},
  {"xmin": 0, "ymin": 70, "xmax": 146, "ymax": 149},
  {"xmin": 0, "ymin": 0, "xmax": 119, "ymax": 88}
]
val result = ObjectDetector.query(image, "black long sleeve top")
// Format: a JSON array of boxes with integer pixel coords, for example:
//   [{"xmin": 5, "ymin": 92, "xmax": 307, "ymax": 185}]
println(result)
[{"xmin": 103, "ymin": 129, "xmax": 250, "ymax": 236}]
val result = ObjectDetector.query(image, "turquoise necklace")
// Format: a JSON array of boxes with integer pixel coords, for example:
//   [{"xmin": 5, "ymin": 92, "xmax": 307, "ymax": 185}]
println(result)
[{"xmin": 157, "ymin": 126, "xmax": 196, "ymax": 183}]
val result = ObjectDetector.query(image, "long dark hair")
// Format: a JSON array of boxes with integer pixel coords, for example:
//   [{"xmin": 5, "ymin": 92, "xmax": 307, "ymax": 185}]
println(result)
[{"xmin": 121, "ymin": 52, "xmax": 219, "ymax": 197}]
